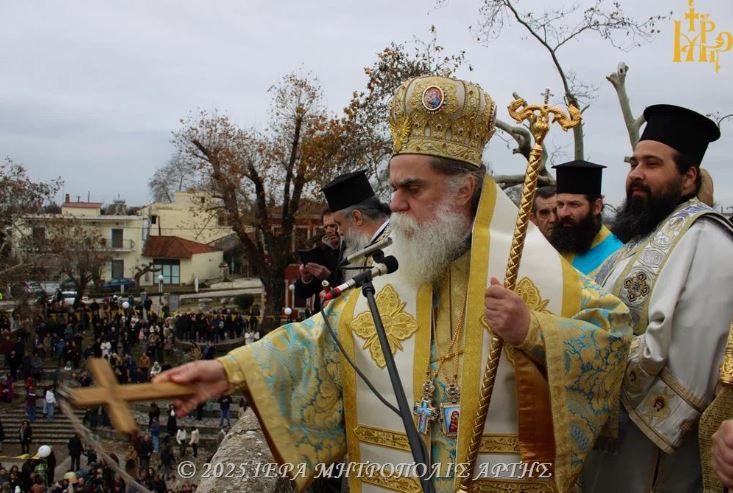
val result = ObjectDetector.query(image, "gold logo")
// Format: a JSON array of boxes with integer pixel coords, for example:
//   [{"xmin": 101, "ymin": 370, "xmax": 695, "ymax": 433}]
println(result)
[
  {"xmin": 350, "ymin": 284, "xmax": 419, "ymax": 368},
  {"xmin": 673, "ymin": 0, "xmax": 732, "ymax": 73}
]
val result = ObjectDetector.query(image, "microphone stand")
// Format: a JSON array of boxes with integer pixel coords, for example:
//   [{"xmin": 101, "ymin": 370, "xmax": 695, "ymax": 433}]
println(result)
[{"xmin": 361, "ymin": 278, "xmax": 434, "ymax": 493}]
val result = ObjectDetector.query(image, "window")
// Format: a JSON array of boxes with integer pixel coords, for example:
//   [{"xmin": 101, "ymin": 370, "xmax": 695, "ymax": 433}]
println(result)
[
  {"xmin": 217, "ymin": 211, "xmax": 230, "ymax": 227},
  {"xmin": 153, "ymin": 259, "xmax": 180, "ymax": 285},
  {"xmin": 151, "ymin": 215, "xmax": 157, "ymax": 225},
  {"xmin": 111, "ymin": 229, "xmax": 123, "ymax": 248},
  {"xmin": 111, "ymin": 259, "xmax": 124, "ymax": 279}
]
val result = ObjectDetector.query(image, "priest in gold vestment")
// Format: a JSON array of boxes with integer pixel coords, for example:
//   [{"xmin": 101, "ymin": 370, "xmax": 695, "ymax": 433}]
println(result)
[{"xmin": 155, "ymin": 76, "xmax": 632, "ymax": 493}]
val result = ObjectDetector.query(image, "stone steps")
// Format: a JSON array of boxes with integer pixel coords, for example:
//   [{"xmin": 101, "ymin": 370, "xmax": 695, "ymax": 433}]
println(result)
[{"xmin": 0, "ymin": 406, "xmax": 83, "ymax": 444}]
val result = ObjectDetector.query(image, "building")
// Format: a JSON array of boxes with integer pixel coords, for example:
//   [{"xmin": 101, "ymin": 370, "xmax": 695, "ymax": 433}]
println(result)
[
  {"xmin": 139, "ymin": 191, "xmax": 233, "ymax": 244},
  {"xmin": 19, "ymin": 194, "xmax": 224, "ymax": 288},
  {"xmin": 142, "ymin": 236, "xmax": 222, "ymax": 286}
]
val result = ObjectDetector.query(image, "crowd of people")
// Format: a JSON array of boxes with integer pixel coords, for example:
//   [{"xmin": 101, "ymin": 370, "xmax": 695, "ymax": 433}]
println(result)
[{"xmin": 0, "ymin": 290, "xmax": 260, "ymax": 492}]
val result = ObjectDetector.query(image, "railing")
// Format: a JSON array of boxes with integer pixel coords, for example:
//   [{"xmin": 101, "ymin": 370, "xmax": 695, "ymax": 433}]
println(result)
[{"xmin": 99, "ymin": 238, "xmax": 135, "ymax": 250}]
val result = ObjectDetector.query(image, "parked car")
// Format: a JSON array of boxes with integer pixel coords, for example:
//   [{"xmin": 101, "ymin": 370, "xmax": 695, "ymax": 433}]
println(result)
[
  {"xmin": 10, "ymin": 281, "xmax": 46, "ymax": 299},
  {"xmin": 60, "ymin": 278, "xmax": 77, "ymax": 291},
  {"xmin": 101, "ymin": 278, "xmax": 136, "ymax": 292},
  {"xmin": 61, "ymin": 290, "xmax": 78, "ymax": 306}
]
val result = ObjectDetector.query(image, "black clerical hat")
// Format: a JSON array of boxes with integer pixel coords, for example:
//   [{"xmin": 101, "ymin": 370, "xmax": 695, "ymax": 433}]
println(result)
[
  {"xmin": 640, "ymin": 104, "xmax": 720, "ymax": 165},
  {"xmin": 321, "ymin": 170, "xmax": 375, "ymax": 212},
  {"xmin": 552, "ymin": 160, "xmax": 606, "ymax": 196}
]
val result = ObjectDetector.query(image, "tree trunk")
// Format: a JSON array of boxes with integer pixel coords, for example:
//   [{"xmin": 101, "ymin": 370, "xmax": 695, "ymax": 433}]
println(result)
[
  {"xmin": 261, "ymin": 274, "xmax": 285, "ymax": 334},
  {"xmin": 606, "ymin": 62, "xmax": 644, "ymax": 151},
  {"xmin": 572, "ymin": 122, "xmax": 584, "ymax": 160}
]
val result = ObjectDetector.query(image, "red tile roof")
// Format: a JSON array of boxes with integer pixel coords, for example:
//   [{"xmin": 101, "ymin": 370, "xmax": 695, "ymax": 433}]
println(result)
[
  {"xmin": 143, "ymin": 236, "xmax": 221, "ymax": 259},
  {"xmin": 62, "ymin": 202, "xmax": 103, "ymax": 209}
]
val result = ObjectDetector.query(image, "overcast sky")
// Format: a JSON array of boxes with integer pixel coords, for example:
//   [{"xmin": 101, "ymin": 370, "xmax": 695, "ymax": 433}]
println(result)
[{"xmin": 1, "ymin": 0, "xmax": 732, "ymax": 211}]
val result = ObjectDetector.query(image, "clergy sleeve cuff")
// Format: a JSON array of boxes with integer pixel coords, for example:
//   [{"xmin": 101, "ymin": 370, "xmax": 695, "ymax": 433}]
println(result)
[
  {"xmin": 514, "ymin": 311, "xmax": 546, "ymax": 364},
  {"xmin": 217, "ymin": 351, "xmax": 248, "ymax": 393}
]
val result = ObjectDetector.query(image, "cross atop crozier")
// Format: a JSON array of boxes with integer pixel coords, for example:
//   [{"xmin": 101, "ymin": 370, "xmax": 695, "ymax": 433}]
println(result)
[{"xmin": 68, "ymin": 358, "xmax": 196, "ymax": 434}]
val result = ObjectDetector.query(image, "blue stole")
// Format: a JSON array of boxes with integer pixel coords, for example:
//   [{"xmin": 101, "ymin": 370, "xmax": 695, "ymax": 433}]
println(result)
[{"xmin": 565, "ymin": 226, "xmax": 623, "ymax": 275}]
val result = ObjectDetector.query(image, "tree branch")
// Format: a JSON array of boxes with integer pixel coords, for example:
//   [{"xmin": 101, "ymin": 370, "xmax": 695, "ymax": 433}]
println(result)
[
  {"xmin": 495, "ymin": 118, "xmax": 532, "ymax": 159},
  {"xmin": 606, "ymin": 62, "xmax": 642, "ymax": 150}
]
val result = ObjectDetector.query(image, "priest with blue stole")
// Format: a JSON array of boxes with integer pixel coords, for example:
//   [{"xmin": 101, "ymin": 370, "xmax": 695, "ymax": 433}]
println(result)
[{"xmin": 550, "ymin": 160, "xmax": 623, "ymax": 275}]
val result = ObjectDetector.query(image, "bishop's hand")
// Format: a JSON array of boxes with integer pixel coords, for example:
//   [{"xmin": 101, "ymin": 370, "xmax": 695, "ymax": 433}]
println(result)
[
  {"xmin": 153, "ymin": 360, "xmax": 231, "ymax": 417},
  {"xmin": 484, "ymin": 276, "xmax": 530, "ymax": 346}
]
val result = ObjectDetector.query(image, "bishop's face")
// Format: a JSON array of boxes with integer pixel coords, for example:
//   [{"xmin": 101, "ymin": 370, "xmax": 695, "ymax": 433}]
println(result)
[
  {"xmin": 388, "ymin": 154, "xmax": 455, "ymax": 229},
  {"xmin": 387, "ymin": 153, "xmax": 474, "ymax": 286}
]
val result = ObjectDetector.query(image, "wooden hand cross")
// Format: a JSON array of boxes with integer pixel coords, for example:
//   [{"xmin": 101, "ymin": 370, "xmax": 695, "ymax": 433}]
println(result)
[{"xmin": 68, "ymin": 358, "xmax": 196, "ymax": 435}]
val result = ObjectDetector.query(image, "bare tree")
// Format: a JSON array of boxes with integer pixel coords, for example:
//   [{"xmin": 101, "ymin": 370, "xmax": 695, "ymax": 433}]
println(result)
[
  {"xmin": 171, "ymin": 73, "xmax": 359, "ymax": 330},
  {"xmin": 148, "ymin": 153, "xmax": 201, "ymax": 203},
  {"xmin": 0, "ymin": 159, "xmax": 61, "ymax": 283},
  {"xmin": 465, "ymin": 0, "xmax": 668, "ymax": 159},
  {"xmin": 31, "ymin": 217, "xmax": 113, "ymax": 298},
  {"xmin": 133, "ymin": 261, "xmax": 161, "ymax": 287}
]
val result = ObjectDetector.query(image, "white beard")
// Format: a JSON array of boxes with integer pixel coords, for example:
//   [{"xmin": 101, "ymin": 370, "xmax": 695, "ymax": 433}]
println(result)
[
  {"xmin": 342, "ymin": 228, "xmax": 371, "ymax": 260},
  {"xmin": 390, "ymin": 202, "xmax": 471, "ymax": 287}
]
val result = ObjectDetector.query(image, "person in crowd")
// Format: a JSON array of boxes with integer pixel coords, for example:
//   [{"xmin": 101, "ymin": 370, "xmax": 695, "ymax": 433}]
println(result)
[
  {"xmin": 529, "ymin": 185, "xmax": 557, "ymax": 240},
  {"xmin": 150, "ymin": 417, "xmax": 161, "ymax": 453},
  {"xmin": 218, "ymin": 394, "xmax": 232, "ymax": 428},
  {"xmin": 293, "ymin": 208, "xmax": 343, "ymax": 313},
  {"xmin": 159, "ymin": 436, "xmax": 175, "ymax": 479},
  {"xmin": 176, "ymin": 427, "xmax": 187, "ymax": 459},
  {"xmin": 148, "ymin": 402, "xmax": 160, "ymax": 428},
  {"xmin": 19, "ymin": 420, "xmax": 32, "ymax": 454},
  {"xmin": 166, "ymin": 403, "xmax": 178, "ymax": 437},
  {"xmin": 149, "ymin": 361, "xmax": 162, "ymax": 379},
  {"xmin": 189, "ymin": 426, "xmax": 200, "ymax": 459},
  {"xmin": 43, "ymin": 385, "xmax": 56, "ymax": 420},
  {"xmin": 67, "ymin": 433, "xmax": 83, "ymax": 471},
  {"xmin": 124, "ymin": 443, "xmax": 138, "ymax": 479},
  {"xmin": 323, "ymin": 170, "xmax": 391, "ymax": 270},
  {"xmin": 25, "ymin": 383, "xmax": 37, "ymax": 422},
  {"xmin": 137, "ymin": 434, "xmax": 153, "ymax": 473}
]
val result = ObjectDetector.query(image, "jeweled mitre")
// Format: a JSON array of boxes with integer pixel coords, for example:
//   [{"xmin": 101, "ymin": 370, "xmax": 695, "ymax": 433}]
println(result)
[{"xmin": 388, "ymin": 75, "xmax": 496, "ymax": 167}]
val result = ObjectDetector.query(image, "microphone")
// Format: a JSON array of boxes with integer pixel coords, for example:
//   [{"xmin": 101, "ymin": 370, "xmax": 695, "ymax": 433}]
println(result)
[
  {"xmin": 339, "ymin": 237, "xmax": 393, "ymax": 266},
  {"xmin": 323, "ymin": 256, "xmax": 399, "ymax": 300}
]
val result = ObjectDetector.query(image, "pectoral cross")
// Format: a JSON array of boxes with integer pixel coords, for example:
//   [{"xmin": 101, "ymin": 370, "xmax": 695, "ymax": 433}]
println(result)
[
  {"xmin": 68, "ymin": 358, "xmax": 196, "ymax": 435},
  {"xmin": 412, "ymin": 398, "xmax": 437, "ymax": 434}
]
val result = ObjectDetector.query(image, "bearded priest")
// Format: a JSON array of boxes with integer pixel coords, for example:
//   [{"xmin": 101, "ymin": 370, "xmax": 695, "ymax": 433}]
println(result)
[
  {"xmin": 154, "ymin": 76, "xmax": 632, "ymax": 493},
  {"xmin": 582, "ymin": 105, "xmax": 733, "ymax": 492}
]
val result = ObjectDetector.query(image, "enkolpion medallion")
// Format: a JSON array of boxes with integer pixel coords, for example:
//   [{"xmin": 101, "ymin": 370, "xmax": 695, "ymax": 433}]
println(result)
[{"xmin": 421, "ymin": 85, "xmax": 445, "ymax": 112}]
